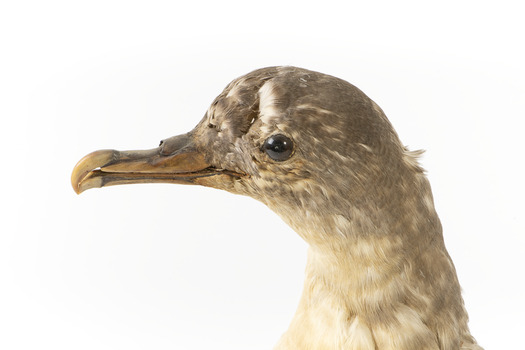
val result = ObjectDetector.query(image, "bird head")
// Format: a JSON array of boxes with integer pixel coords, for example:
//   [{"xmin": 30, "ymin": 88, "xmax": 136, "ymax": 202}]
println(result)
[{"xmin": 72, "ymin": 66, "xmax": 430, "ymax": 246}]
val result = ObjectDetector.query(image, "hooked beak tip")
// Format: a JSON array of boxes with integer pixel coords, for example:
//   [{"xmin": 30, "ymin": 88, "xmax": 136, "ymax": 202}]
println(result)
[{"xmin": 71, "ymin": 149, "xmax": 117, "ymax": 194}]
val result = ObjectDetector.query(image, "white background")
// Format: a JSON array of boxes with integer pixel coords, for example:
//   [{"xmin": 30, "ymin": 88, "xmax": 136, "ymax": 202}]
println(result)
[{"xmin": 1, "ymin": 1, "xmax": 523, "ymax": 349}]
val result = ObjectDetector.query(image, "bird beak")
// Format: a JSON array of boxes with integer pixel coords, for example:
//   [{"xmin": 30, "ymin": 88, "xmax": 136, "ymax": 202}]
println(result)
[{"xmin": 71, "ymin": 132, "xmax": 241, "ymax": 194}]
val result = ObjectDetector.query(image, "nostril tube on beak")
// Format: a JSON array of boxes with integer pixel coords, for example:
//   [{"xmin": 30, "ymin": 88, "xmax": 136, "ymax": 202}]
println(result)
[{"xmin": 158, "ymin": 133, "xmax": 195, "ymax": 156}]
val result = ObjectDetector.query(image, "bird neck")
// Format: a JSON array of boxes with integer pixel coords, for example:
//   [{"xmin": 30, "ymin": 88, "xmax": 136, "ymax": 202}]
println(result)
[
  {"xmin": 302, "ymin": 231, "xmax": 411, "ymax": 317},
  {"xmin": 274, "ymin": 201, "xmax": 473, "ymax": 349},
  {"xmin": 291, "ymin": 187, "xmax": 446, "ymax": 316}
]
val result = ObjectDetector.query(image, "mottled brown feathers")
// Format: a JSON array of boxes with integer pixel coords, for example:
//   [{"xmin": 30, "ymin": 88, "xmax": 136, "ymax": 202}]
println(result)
[
  {"xmin": 72, "ymin": 66, "xmax": 482, "ymax": 349},
  {"xmin": 196, "ymin": 66, "xmax": 482, "ymax": 349}
]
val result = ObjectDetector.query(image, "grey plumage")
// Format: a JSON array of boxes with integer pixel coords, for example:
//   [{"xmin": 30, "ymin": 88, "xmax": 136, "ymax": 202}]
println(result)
[{"xmin": 72, "ymin": 66, "xmax": 482, "ymax": 349}]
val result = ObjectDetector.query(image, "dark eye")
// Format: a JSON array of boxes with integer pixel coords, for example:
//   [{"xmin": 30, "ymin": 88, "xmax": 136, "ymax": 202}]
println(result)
[{"xmin": 262, "ymin": 134, "xmax": 294, "ymax": 161}]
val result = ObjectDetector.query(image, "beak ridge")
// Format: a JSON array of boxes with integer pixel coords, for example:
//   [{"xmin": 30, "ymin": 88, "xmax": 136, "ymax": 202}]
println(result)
[{"xmin": 71, "ymin": 134, "xmax": 213, "ymax": 194}]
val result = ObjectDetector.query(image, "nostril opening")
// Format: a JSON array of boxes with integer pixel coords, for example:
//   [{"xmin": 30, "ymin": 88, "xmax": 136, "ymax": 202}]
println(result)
[{"xmin": 159, "ymin": 140, "xmax": 164, "ymax": 147}]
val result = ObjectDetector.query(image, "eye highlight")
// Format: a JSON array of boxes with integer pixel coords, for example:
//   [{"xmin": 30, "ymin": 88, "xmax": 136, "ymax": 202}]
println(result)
[{"xmin": 262, "ymin": 134, "xmax": 294, "ymax": 161}]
